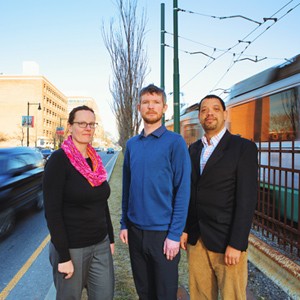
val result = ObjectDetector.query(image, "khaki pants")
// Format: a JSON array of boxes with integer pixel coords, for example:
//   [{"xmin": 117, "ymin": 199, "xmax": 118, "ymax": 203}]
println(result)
[{"xmin": 187, "ymin": 239, "xmax": 248, "ymax": 300}]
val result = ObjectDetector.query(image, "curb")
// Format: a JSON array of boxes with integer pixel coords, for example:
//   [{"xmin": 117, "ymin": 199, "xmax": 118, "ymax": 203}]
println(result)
[{"xmin": 248, "ymin": 234, "xmax": 300, "ymax": 299}]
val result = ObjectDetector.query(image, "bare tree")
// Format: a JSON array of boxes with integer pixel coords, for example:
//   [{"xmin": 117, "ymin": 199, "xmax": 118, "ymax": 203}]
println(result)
[
  {"xmin": 14, "ymin": 125, "xmax": 25, "ymax": 146},
  {"xmin": 102, "ymin": 0, "xmax": 148, "ymax": 152}
]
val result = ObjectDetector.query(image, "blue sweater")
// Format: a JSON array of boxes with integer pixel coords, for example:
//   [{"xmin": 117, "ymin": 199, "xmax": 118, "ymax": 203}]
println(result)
[{"xmin": 121, "ymin": 126, "xmax": 191, "ymax": 242}]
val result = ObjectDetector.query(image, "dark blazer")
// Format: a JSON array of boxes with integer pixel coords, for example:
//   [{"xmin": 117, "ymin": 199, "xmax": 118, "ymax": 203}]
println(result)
[{"xmin": 185, "ymin": 130, "xmax": 258, "ymax": 253}]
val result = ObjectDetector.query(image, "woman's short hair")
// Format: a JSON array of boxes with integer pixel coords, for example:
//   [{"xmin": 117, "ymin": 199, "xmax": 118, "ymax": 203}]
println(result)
[{"xmin": 68, "ymin": 105, "xmax": 95, "ymax": 124}]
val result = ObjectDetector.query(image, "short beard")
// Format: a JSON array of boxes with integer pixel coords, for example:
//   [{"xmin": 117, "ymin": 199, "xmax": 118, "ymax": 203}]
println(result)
[
  {"xmin": 202, "ymin": 123, "xmax": 217, "ymax": 131},
  {"xmin": 142, "ymin": 114, "xmax": 163, "ymax": 125}
]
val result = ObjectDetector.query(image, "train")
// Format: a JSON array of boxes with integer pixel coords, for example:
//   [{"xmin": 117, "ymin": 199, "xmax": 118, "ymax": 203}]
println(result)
[{"xmin": 165, "ymin": 54, "xmax": 300, "ymax": 223}]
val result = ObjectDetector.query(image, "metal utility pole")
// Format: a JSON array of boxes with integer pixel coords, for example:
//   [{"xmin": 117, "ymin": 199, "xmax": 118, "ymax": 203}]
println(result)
[
  {"xmin": 161, "ymin": 3, "xmax": 165, "ymax": 124},
  {"xmin": 27, "ymin": 102, "xmax": 30, "ymax": 147},
  {"xmin": 173, "ymin": 0, "xmax": 180, "ymax": 133},
  {"xmin": 27, "ymin": 102, "xmax": 41, "ymax": 147}
]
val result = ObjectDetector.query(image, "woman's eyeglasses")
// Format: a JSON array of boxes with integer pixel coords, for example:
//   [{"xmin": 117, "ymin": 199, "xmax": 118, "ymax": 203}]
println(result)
[{"xmin": 72, "ymin": 122, "xmax": 98, "ymax": 129}]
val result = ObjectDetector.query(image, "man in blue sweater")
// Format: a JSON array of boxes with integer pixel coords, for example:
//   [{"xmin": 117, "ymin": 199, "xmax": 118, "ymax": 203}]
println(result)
[{"xmin": 120, "ymin": 84, "xmax": 191, "ymax": 300}]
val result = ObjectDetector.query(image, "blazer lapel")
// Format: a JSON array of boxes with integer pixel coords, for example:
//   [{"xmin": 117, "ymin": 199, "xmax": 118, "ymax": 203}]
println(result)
[{"xmin": 201, "ymin": 130, "xmax": 231, "ymax": 176}]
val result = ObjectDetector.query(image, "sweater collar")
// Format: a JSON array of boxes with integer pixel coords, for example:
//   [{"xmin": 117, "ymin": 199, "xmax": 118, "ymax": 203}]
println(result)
[{"xmin": 140, "ymin": 125, "xmax": 166, "ymax": 139}]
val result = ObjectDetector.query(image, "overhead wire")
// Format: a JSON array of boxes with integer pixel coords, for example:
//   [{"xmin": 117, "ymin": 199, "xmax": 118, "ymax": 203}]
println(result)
[
  {"xmin": 177, "ymin": 8, "xmax": 262, "ymax": 25},
  {"xmin": 208, "ymin": 1, "xmax": 300, "ymax": 93},
  {"xmin": 168, "ymin": 1, "xmax": 300, "ymax": 94}
]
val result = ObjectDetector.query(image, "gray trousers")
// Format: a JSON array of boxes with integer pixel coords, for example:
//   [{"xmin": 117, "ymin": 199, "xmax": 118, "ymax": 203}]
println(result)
[{"xmin": 49, "ymin": 236, "xmax": 114, "ymax": 300}]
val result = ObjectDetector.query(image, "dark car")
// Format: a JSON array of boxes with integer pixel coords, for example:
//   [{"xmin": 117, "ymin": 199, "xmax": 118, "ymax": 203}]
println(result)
[
  {"xmin": 94, "ymin": 147, "xmax": 104, "ymax": 152},
  {"xmin": 107, "ymin": 148, "xmax": 114, "ymax": 154},
  {"xmin": 0, "ymin": 147, "xmax": 44, "ymax": 238}
]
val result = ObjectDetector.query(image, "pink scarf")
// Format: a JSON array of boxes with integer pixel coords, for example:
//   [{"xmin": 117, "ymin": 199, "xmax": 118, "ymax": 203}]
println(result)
[{"xmin": 61, "ymin": 136, "xmax": 107, "ymax": 187}]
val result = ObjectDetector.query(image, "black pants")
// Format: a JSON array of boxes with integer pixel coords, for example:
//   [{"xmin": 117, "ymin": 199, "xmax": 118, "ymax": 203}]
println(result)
[{"xmin": 128, "ymin": 225, "xmax": 180, "ymax": 300}]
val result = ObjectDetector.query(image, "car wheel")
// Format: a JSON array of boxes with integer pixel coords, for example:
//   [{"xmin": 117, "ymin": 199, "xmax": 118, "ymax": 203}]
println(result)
[
  {"xmin": 0, "ymin": 209, "xmax": 16, "ymax": 238},
  {"xmin": 35, "ymin": 190, "xmax": 44, "ymax": 211}
]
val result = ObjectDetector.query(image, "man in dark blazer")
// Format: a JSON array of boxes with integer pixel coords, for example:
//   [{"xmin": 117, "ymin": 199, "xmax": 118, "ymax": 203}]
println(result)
[{"xmin": 180, "ymin": 95, "xmax": 258, "ymax": 300}]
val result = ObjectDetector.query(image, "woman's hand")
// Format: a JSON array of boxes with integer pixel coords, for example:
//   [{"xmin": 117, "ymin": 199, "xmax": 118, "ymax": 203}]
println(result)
[
  {"xmin": 58, "ymin": 260, "xmax": 74, "ymax": 279},
  {"xmin": 110, "ymin": 243, "xmax": 115, "ymax": 255}
]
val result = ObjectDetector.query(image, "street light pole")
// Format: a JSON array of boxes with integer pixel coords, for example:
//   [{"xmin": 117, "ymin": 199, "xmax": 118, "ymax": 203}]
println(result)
[
  {"xmin": 27, "ymin": 102, "xmax": 41, "ymax": 147},
  {"xmin": 27, "ymin": 102, "xmax": 30, "ymax": 147},
  {"xmin": 161, "ymin": 3, "xmax": 165, "ymax": 124},
  {"xmin": 173, "ymin": 0, "xmax": 180, "ymax": 133}
]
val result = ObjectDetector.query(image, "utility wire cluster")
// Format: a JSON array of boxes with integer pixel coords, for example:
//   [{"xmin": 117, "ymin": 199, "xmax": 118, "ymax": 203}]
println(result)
[{"xmin": 163, "ymin": 0, "xmax": 300, "ymax": 96}]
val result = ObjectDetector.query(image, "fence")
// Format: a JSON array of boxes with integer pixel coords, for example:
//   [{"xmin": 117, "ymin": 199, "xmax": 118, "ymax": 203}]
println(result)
[{"xmin": 252, "ymin": 140, "xmax": 300, "ymax": 257}]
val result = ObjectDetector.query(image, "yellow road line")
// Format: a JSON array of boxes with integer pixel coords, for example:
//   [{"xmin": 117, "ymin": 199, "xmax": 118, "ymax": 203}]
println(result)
[{"xmin": 0, "ymin": 234, "xmax": 50, "ymax": 300}]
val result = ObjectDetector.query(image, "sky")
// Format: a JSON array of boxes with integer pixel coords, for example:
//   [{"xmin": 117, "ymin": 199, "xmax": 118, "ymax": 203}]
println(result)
[{"xmin": 1, "ymin": 0, "xmax": 299, "ymax": 139}]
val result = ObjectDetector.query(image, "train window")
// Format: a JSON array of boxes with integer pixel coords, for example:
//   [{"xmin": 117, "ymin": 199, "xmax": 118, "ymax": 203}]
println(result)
[
  {"xmin": 227, "ymin": 101, "xmax": 256, "ymax": 141},
  {"xmin": 268, "ymin": 89, "xmax": 299, "ymax": 141},
  {"xmin": 227, "ymin": 87, "xmax": 299, "ymax": 142}
]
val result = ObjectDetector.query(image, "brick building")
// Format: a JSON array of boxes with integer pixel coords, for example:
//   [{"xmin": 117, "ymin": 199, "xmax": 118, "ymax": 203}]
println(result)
[{"xmin": 0, "ymin": 63, "xmax": 106, "ymax": 148}]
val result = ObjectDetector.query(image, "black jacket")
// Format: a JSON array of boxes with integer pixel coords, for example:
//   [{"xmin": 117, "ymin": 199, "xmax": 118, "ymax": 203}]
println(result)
[{"xmin": 185, "ymin": 130, "xmax": 258, "ymax": 253}]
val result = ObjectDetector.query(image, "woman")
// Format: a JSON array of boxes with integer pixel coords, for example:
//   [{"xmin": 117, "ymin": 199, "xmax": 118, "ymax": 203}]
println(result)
[{"xmin": 43, "ymin": 105, "xmax": 114, "ymax": 300}]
